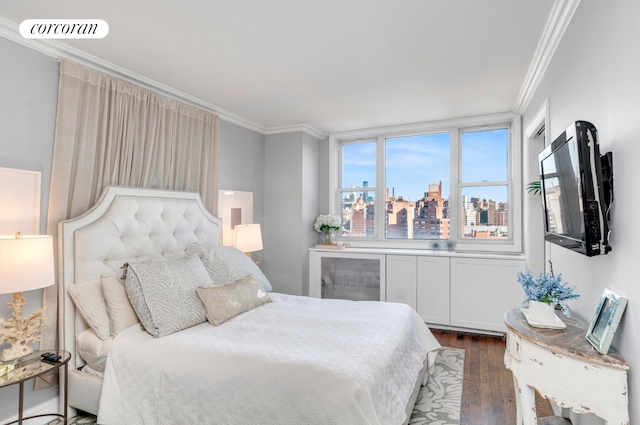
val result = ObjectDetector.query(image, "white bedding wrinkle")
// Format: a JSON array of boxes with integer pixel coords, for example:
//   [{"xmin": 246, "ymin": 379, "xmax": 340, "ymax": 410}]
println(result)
[{"xmin": 97, "ymin": 293, "xmax": 440, "ymax": 425}]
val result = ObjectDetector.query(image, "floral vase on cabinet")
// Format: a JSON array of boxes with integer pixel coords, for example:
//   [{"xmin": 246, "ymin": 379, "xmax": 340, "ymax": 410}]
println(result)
[{"xmin": 314, "ymin": 214, "xmax": 341, "ymax": 245}]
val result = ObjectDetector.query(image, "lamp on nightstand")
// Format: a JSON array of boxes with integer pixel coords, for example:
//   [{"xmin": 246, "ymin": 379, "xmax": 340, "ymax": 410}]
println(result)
[
  {"xmin": 0, "ymin": 233, "xmax": 54, "ymax": 362},
  {"xmin": 234, "ymin": 224, "xmax": 263, "ymax": 257}
]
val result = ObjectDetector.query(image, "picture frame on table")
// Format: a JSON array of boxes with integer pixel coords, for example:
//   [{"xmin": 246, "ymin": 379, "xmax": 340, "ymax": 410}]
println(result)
[{"xmin": 585, "ymin": 289, "xmax": 628, "ymax": 354}]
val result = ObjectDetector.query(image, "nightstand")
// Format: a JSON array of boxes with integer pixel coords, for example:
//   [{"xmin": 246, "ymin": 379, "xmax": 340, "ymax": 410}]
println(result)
[
  {"xmin": 0, "ymin": 350, "xmax": 70, "ymax": 425},
  {"xmin": 504, "ymin": 308, "xmax": 628, "ymax": 425}
]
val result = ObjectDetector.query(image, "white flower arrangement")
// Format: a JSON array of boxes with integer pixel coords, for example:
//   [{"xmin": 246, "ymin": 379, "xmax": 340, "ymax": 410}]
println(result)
[{"xmin": 313, "ymin": 214, "xmax": 341, "ymax": 233}]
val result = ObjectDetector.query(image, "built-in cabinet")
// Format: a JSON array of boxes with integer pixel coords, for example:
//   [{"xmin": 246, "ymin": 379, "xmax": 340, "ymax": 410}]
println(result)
[
  {"xmin": 416, "ymin": 256, "xmax": 450, "ymax": 326},
  {"xmin": 450, "ymin": 257, "xmax": 526, "ymax": 331},
  {"xmin": 386, "ymin": 255, "xmax": 450, "ymax": 326},
  {"xmin": 309, "ymin": 248, "xmax": 526, "ymax": 333}
]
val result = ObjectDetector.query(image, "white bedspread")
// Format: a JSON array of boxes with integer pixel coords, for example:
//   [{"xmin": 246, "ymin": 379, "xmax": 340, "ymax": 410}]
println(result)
[{"xmin": 97, "ymin": 293, "xmax": 440, "ymax": 425}]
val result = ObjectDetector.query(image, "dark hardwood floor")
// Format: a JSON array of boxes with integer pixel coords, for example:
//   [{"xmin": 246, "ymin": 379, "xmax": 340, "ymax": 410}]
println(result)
[{"xmin": 431, "ymin": 329, "xmax": 554, "ymax": 425}]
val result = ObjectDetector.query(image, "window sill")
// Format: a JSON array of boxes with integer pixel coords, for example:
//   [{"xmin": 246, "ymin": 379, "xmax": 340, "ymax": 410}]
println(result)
[{"xmin": 309, "ymin": 245, "xmax": 525, "ymax": 260}]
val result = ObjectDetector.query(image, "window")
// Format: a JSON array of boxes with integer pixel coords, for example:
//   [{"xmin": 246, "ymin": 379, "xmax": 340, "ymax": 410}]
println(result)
[
  {"xmin": 340, "ymin": 141, "xmax": 377, "ymax": 237},
  {"xmin": 330, "ymin": 113, "xmax": 522, "ymax": 253},
  {"xmin": 460, "ymin": 128, "xmax": 509, "ymax": 240}
]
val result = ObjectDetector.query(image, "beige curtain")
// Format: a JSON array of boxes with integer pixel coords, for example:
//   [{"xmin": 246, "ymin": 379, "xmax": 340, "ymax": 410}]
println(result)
[{"xmin": 39, "ymin": 59, "xmax": 219, "ymax": 374}]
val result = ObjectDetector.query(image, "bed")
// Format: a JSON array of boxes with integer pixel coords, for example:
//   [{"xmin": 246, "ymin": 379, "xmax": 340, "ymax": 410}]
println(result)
[{"xmin": 58, "ymin": 185, "xmax": 441, "ymax": 424}]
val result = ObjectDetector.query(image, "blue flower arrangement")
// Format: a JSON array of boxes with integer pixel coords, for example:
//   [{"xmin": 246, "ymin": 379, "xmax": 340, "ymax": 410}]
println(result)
[{"xmin": 517, "ymin": 269, "xmax": 579, "ymax": 317}]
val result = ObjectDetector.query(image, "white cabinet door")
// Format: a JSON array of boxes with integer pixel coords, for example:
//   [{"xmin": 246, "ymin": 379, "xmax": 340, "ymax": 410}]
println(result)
[
  {"xmin": 416, "ymin": 256, "xmax": 450, "ymax": 325},
  {"xmin": 386, "ymin": 255, "xmax": 417, "ymax": 310},
  {"xmin": 450, "ymin": 257, "xmax": 525, "ymax": 332}
]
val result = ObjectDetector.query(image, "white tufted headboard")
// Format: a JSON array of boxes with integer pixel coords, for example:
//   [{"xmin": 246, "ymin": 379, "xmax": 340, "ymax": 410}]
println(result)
[{"xmin": 58, "ymin": 186, "xmax": 221, "ymax": 371}]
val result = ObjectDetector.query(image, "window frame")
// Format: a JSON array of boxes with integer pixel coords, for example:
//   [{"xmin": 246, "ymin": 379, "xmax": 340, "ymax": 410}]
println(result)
[{"xmin": 329, "ymin": 112, "xmax": 522, "ymax": 253}]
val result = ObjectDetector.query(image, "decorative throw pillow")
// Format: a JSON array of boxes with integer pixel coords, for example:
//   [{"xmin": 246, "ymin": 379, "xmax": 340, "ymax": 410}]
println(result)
[
  {"xmin": 101, "ymin": 275, "xmax": 140, "ymax": 336},
  {"xmin": 124, "ymin": 254, "xmax": 213, "ymax": 337},
  {"xmin": 197, "ymin": 275, "xmax": 272, "ymax": 326},
  {"xmin": 67, "ymin": 281, "xmax": 111, "ymax": 341},
  {"xmin": 187, "ymin": 243, "xmax": 273, "ymax": 291},
  {"xmin": 123, "ymin": 263, "xmax": 156, "ymax": 336}
]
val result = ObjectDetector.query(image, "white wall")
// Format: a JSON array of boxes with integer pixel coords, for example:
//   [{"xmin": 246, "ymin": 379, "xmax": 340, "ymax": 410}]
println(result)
[
  {"xmin": 523, "ymin": 121, "xmax": 546, "ymax": 274},
  {"xmin": 524, "ymin": 0, "xmax": 639, "ymax": 423}
]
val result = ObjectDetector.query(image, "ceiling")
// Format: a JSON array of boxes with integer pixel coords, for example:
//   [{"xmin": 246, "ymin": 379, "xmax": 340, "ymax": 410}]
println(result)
[{"xmin": 0, "ymin": 0, "xmax": 556, "ymax": 135}]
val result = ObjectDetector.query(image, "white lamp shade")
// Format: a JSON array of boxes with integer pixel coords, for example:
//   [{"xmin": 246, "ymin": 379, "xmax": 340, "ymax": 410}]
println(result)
[
  {"xmin": 0, "ymin": 234, "xmax": 55, "ymax": 294},
  {"xmin": 234, "ymin": 224, "xmax": 263, "ymax": 253}
]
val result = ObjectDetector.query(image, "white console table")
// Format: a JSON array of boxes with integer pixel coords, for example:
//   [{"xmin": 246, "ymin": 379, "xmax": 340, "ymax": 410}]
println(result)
[{"xmin": 504, "ymin": 307, "xmax": 629, "ymax": 425}]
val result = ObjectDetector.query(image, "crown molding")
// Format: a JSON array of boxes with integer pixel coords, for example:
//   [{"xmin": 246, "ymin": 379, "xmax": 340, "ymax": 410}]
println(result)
[
  {"xmin": 0, "ymin": 16, "xmax": 327, "ymax": 137},
  {"xmin": 265, "ymin": 123, "xmax": 327, "ymax": 140},
  {"xmin": 514, "ymin": 0, "xmax": 582, "ymax": 115}
]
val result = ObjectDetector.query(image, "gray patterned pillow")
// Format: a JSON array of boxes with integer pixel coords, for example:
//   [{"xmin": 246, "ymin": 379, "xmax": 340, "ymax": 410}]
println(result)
[
  {"xmin": 124, "ymin": 254, "xmax": 213, "ymax": 337},
  {"xmin": 197, "ymin": 275, "xmax": 272, "ymax": 326},
  {"xmin": 187, "ymin": 243, "xmax": 273, "ymax": 291}
]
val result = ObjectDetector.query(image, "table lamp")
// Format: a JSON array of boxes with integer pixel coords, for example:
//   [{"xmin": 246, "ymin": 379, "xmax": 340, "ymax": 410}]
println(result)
[
  {"xmin": 234, "ymin": 224, "xmax": 263, "ymax": 257},
  {"xmin": 0, "ymin": 233, "xmax": 54, "ymax": 362}
]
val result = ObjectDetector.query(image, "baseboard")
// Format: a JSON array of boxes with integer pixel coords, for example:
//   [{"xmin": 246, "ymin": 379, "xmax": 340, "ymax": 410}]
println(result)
[
  {"xmin": 1, "ymin": 396, "xmax": 59, "ymax": 425},
  {"xmin": 427, "ymin": 323, "xmax": 506, "ymax": 337}
]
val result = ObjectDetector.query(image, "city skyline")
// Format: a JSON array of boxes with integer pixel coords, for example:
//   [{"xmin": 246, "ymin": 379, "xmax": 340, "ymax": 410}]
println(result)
[{"xmin": 341, "ymin": 177, "xmax": 509, "ymax": 240}]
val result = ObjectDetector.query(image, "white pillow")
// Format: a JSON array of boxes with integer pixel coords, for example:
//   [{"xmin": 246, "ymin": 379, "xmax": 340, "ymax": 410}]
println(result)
[
  {"xmin": 67, "ymin": 282, "xmax": 111, "ymax": 341},
  {"xmin": 125, "ymin": 254, "xmax": 213, "ymax": 338},
  {"xmin": 77, "ymin": 328, "xmax": 113, "ymax": 372},
  {"xmin": 101, "ymin": 275, "xmax": 139, "ymax": 336},
  {"xmin": 187, "ymin": 243, "xmax": 273, "ymax": 291}
]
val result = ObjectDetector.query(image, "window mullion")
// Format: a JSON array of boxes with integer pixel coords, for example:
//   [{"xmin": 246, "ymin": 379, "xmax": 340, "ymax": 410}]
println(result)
[
  {"xmin": 450, "ymin": 128, "xmax": 461, "ymax": 241},
  {"xmin": 376, "ymin": 135, "xmax": 385, "ymax": 240}
]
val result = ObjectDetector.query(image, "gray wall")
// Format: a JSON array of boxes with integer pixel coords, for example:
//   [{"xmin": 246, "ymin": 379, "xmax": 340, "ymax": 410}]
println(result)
[
  {"xmin": 264, "ymin": 131, "xmax": 320, "ymax": 296},
  {"xmin": 219, "ymin": 120, "xmax": 266, "ymax": 267},
  {"xmin": 523, "ymin": 1, "xmax": 639, "ymax": 423},
  {"xmin": 0, "ymin": 37, "xmax": 58, "ymax": 420},
  {"xmin": 301, "ymin": 132, "xmax": 320, "ymax": 295}
]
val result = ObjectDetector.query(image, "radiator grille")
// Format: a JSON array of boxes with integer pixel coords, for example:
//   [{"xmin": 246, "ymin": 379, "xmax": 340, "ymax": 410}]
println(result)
[{"xmin": 320, "ymin": 257, "xmax": 381, "ymax": 301}]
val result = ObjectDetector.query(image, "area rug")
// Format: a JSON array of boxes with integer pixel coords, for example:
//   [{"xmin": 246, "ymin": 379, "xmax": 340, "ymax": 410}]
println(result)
[
  {"xmin": 410, "ymin": 346, "xmax": 465, "ymax": 425},
  {"xmin": 49, "ymin": 347, "xmax": 464, "ymax": 425}
]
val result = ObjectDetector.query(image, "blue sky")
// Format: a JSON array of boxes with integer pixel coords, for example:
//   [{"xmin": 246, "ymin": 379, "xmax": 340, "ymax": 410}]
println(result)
[{"xmin": 342, "ymin": 128, "xmax": 509, "ymax": 203}]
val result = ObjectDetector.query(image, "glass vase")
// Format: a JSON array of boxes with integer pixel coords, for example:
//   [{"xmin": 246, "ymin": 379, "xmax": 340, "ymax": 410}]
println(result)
[
  {"xmin": 320, "ymin": 229, "xmax": 337, "ymax": 245},
  {"xmin": 328, "ymin": 228, "xmax": 336, "ymax": 245}
]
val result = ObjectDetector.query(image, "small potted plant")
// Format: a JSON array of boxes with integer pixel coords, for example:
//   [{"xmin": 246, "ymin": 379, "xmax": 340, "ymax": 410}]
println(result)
[
  {"xmin": 313, "ymin": 214, "xmax": 341, "ymax": 245},
  {"xmin": 518, "ymin": 269, "xmax": 579, "ymax": 322}
]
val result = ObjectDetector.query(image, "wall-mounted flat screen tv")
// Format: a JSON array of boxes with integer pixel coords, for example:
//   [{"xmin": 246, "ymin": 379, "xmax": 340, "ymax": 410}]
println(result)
[{"xmin": 538, "ymin": 121, "xmax": 613, "ymax": 257}]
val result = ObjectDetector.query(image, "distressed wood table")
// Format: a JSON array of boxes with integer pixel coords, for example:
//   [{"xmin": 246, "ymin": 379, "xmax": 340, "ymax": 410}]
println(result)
[{"xmin": 504, "ymin": 307, "xmax": 629, "ymax": 425}]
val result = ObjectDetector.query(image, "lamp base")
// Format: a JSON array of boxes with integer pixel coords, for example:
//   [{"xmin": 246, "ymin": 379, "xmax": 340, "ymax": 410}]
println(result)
[
  {"xmin": 0, "ymin": 292, "xmax": 45, "ymax": 363},
  {"xmin": 1, "ymin": 342, "xmax": 34, "ymax": 363}
]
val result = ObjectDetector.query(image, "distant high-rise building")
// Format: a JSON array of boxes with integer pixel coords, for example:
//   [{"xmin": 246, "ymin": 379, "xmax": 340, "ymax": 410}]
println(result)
[
  {"xmin": 362, "ymin": 180, "xmax": 371, "ymax": 203},
  {"xmin": 495, "ymin": 210, "xmax": 508, "ymax": 226},
  {"xmin": 413, "ymin": 181, "xmax": 449, "ymax": 239},
  {"xmin": 351, "ymin": 196, "xmax": 368, "ymax": 236},
  {"xmin": 386, "ymin": 196, "xmax": 414, "ymax": 239}
]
